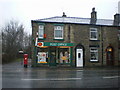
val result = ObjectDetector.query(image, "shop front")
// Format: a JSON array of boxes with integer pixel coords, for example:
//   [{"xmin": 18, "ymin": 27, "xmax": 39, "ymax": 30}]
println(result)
[{"xmin": 36, "ymin": 42, "xmax": 74, "ymax": 66}]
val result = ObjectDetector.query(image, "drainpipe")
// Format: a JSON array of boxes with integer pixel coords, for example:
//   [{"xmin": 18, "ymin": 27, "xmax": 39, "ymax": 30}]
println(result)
[
  {"xmin": 34, "ymin": 32, "xmax": 38, "ymax": 67},
  {"xmin": 101, "ymin": 26, "xmax": 104, "ymax": 66},
  {"xmin": 101, "ymin": 40, "xmax": 103, "ymax": 66}
]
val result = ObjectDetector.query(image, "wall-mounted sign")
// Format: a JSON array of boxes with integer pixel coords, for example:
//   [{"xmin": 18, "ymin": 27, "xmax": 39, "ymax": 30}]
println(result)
[
  {"xmin": 37, "ymin": 42, "xmax": 74, "ymax": 47},
  {"xmin": 37, "ymin": 42, "xmax": 43, "ymax": 46}
]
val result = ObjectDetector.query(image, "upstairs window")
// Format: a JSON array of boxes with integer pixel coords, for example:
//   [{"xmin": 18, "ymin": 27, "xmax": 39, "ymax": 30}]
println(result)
[
  {"xmin": 54, "ymin": 26, "xmax": 63, "ymax": 39},
  {"xmin": 90, "ymin": 28, "xmax": 98, "ymax": 40},
  {"xmin": 38, "ymin": 25, "xmax": 44, "ymax": 38},
  {"xmin": 90, "ymin": 47, "xmax": 98, "ymax": 61}
]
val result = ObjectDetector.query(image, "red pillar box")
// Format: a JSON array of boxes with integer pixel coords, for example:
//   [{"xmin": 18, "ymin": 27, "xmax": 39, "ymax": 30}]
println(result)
[{"xmin": 24, "ymin": 54, "xmax": 28, "ymax": 68}]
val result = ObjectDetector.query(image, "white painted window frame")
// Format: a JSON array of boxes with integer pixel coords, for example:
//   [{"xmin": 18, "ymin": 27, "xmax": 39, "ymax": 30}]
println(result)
[
  {"xmin": 38, "ymin": 25, "xmax": 44, "ymax": 39},
  {"xmin": 54, "ymin": 26, "xmax": 63, "ymax": 39},
  {"xmin": 90, "ymin": 47, "xmax": 98, "ymax": 61},
  {"xmin": 90, "ymin": 28, "xmax": 98, "ymax": 40}
]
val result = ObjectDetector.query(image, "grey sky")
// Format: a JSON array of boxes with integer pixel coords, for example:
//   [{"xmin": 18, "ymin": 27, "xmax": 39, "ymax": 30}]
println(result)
[{"xmin": 0, "ymin": 0, "xmax": 119, "ymax": 34}]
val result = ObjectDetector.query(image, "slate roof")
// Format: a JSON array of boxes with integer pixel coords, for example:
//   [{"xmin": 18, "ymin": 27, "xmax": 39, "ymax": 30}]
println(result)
[{"xmin": 32, "ymin": 16, "xmax": 118, "ymax": 26}]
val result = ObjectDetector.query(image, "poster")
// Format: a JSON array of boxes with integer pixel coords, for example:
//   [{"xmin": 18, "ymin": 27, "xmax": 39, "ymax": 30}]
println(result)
[{"xmin": 38, "ymin": 52, "xmax": 47, "ymax": 63}]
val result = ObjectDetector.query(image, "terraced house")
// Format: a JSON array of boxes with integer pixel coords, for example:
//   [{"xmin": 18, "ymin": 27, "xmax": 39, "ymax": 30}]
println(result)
[{"xmin": 31, "ymin": 8, "xmax": 120, "ymax": 67}]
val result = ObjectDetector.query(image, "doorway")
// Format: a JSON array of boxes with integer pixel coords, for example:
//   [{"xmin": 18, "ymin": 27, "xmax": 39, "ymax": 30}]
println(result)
[
  {"xmin": 106, "ymin": 46, "xmax": 114, "ymax": 66},
  {"xmin": 76, "ymin": 49, "xmax": 83, "ymax": 67},
  {"xmin": 49, "ymin": 47, "xmax": 56, "ymax": 66},
  {"xmin": 75, "ymin": 44, "xmax": 84, "ymax": 67}
]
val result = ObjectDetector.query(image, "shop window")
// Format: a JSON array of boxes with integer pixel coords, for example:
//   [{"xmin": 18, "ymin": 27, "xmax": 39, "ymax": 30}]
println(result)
[
  {"xmin": 58, "ymin": 48, "xmax": 70, "ymax": 63},
  {"xmin": 38, "ymin": 25, "xmax": 44, "ymax": 38},
  {"xmin": 54, "ymin": 26, "xmax": 63, "ymax": 39},
  {"xmin": 37, "ymin": 48, "xmax": 48, "ymax": 63},
  {"xmin": 90, "ymin": 47, "xmax": 98, "ymax": 61},
  {"xmin": 90, "ymin": 28, "xmax": 98, "ymax": 40}
]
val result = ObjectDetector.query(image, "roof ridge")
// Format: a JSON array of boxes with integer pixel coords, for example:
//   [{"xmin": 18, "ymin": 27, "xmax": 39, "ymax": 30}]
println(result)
[
  {"xmin": 36, "ymin": 16, "xmax": 113, "ymax": 21},
  {"xmin": 65, "ymin": 17, "xmax": 90, "ymax": 19},
  {"xmin": 36, "ymin": 16, "xmax": 61, "ymax": 21},
  {"xmin": 96, "ymin": 18, "xmax": 113, "ymax": 21}
]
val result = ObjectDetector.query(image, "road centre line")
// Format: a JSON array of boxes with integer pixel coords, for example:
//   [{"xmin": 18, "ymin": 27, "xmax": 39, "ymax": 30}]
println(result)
[
  {"xmin": 21, "ymin": 78, "xmax": 82, "ymax": 81},
  {"xmin": 103, "ymin": 76, "xmax": 120, "ymax": 79}
]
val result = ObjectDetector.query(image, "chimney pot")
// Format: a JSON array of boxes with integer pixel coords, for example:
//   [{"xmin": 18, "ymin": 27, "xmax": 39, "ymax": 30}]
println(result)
[{"xmin": 92, "ymin": 7, "xmax": 95, "ymax": 12}]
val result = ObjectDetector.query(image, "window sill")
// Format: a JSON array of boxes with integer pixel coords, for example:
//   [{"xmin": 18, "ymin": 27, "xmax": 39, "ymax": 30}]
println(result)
[
  {"xmin": 89, "ymin": 45, "xmax": 99, "ymax": 47},
  {"xmin": 37, "ymin": 63, "xmax": 48, "ymax": 64},
  {"xmin": 58, "ymin": 63, "xmax": 71, "ymax": 65},
  {"xmin": 89, "ymin": 40, "xmax": 100, "ymax": 41},
  {"xmin": 53, "ymin": 39, "xmax": 64, "ymax": 41},
  {"xmin": 90, "ymin": 60, "xmax": 99, "ymax": 63}
]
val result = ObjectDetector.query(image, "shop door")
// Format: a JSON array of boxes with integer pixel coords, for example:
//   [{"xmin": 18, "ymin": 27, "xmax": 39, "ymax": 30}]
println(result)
[
  {"xmin": 49, "ymin": 47, "xmax": 56, "ymax": 66},
  {"xmin": 106, "ymin": 46, "xmax": 114, "ymax": 66},
  {"xmin": 76, "ymin": 49, "xmax": 83, "ymax": 67},
  {"xmin": 107, "ymin": 52, "xmax": 114, "ymax": 66}
]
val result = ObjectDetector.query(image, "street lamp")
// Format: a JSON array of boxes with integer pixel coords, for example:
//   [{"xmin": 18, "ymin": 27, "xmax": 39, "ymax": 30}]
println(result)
[{"xmin": 19, "ymin": 50, "xmax": 24, "ymax": 54}]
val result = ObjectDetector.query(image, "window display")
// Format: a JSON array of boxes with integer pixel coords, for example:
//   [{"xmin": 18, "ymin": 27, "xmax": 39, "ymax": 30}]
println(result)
[
  {"xmin": 59, "ymin": 48, "xmax": 70, "ymax": 63},
  {"xmin": 37, "ymin": 47, "xmax": 71, "ymax": 64},
  {"xmin": 38, "ymin": 52, "xmax": 47, "ymax": 63},
  {"xmin": 37, "ymin": 48, "xmax": 48, "ymax": 63}
]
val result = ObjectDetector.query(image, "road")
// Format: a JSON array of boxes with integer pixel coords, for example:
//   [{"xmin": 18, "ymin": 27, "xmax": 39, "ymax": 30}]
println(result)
[{"xmin": 2, "ymin": 61, "xmax": 120, "ymax": 88}]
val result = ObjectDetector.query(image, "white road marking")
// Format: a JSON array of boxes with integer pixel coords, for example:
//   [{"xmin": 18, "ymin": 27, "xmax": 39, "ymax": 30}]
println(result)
[
  {"xmin": 76, "ymin": 70, "xmax": 83, "ymax": 71},
  {"xmin": 21, "ymin": 78, "xmax": 82, "ymax": 81},
  {"xmin": 103, "ymin": 76, "xmax": 120, "ymax": 79}
]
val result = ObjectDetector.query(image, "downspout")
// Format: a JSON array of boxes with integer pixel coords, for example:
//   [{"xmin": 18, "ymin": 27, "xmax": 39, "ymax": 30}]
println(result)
[
  {"xmin": 34, "ymin": 32, "xmax": 38, "ymax": 67},
  {"xmin": 101, "ymin": 26, "xmax": 103, "ymax": 66}
]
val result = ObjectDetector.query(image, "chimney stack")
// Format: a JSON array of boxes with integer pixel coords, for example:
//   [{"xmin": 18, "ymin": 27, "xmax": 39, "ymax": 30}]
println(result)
[
  {"xmin": 90, "ymin": 7, "xmax": 97, "ymax": 24},
  {"xmin": 62, "ymin": 12, "xmax": 67, "ymax": 17},
  {"xmin": 114, "ymin": 13, "xmax": 120, "ymax": 26}
]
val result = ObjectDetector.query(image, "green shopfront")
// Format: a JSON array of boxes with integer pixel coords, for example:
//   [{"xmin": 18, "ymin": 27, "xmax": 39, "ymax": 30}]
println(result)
[{"xmin": 34, "ymin": 42, "xmax": 74, "ymax": 66}]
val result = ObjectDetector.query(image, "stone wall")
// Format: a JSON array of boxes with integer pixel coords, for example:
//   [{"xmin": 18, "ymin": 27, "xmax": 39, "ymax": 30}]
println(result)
[{"xmin": 31, "ymin": 21, "xmax": 120, "ymax": 67}]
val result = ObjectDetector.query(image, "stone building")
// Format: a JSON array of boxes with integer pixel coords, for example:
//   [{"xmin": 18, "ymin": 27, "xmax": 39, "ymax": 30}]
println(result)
[{"xmin": 31, "ymin": 8, "xmax": 120, "ymax": 67}]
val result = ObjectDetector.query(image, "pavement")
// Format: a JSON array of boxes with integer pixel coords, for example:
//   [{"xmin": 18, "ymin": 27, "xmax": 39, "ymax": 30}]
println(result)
[{"xmin": 2, "ymin": 60, "xmax": 120, "ymax": 71}]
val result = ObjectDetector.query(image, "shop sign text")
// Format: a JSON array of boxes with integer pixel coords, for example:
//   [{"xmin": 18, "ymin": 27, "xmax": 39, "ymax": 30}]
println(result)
[{"xmin": 44, "ymin": 42, "xmax": 74, "ymax": 46}]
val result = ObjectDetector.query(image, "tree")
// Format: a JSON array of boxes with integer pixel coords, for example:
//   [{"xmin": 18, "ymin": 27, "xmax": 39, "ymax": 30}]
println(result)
[
  {"xmin": 23, "ymin": 32, "xmax": 32, "ymax": 58},
  {"xmin": 2, "ymin": 21, "xmax": 24, "ymax": 63}
]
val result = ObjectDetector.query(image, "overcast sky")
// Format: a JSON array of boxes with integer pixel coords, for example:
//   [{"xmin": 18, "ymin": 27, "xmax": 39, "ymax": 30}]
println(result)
[{"xmin": 0, "ymin": 0, "xmax": 120, "ymax": 34}]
